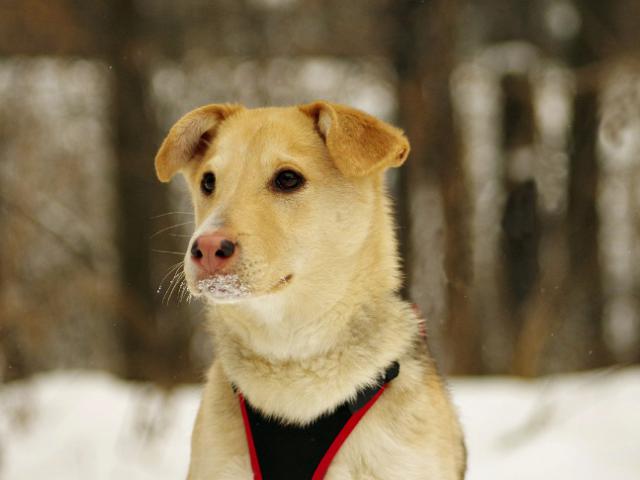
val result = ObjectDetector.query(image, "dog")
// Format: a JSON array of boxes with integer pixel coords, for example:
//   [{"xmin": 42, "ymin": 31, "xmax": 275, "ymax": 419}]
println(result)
[{"xmin": 154, "ymin": 101, "xmax": 466, "ymax": 479}]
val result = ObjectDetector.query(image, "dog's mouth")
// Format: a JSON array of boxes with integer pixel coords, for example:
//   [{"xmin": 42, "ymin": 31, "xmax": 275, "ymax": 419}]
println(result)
[
  {"xmin": 268, "ymin": 273, "xmax": 293, "ymax": 293},
  {"xmin": 192, "ymin": 273, "xmax": 293, "ymax": 301},
  {"xmin": 195, "ymin": 274, "xmax": 251, "ymax": 300}
]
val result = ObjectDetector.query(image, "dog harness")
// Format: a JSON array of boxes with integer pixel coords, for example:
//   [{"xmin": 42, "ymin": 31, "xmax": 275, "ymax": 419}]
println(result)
[{"xmin": 236, "ymin": 361, "xmax": 400, "ymax": 480}]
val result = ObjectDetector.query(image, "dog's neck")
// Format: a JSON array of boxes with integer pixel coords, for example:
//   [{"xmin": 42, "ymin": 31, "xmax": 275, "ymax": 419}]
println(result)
[
  {"xmin": 206, "ymin": 265, "xmax": 416, "ymax": 424},
  {"xmin": 211, "ymin": 291, "xmax": 415, "ymax": 424},
  {"xmin": 211, "ymin": 271, "xmax": 366, "ymax": 359}
]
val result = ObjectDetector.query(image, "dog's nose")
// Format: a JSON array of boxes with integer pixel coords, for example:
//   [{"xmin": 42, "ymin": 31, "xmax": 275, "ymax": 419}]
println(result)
[{"xmin": 191, "ymin": 232, "xmax": 237, "ymax": 274}]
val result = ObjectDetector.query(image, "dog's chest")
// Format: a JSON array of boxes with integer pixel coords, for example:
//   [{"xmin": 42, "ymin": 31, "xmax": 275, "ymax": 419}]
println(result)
[
  {"xmin": 243, "ymin": 398, "xmax": 353, "ymax": 479},
  {"xmin": 234, "ymin": 361, "xmax": 400, "ymax": 479}
]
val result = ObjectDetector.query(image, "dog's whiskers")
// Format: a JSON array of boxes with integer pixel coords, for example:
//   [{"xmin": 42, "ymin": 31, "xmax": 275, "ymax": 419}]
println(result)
[
  {"xmin": 157, "ymin": 261, "xmax": 182, "ymax": 287},
  {"xmin": 178, "ymin": 279, "xmax": 192, "ymax": 304},
  {"xmin": 150, "ymin": 211, "xmax": 195, "ymax": 219},
  {"xmin": 157, "ymin": 262, "xmax": 183, "ymax": 296},
  {"xmin": 150, "ymin": 221, "xmax": 194, "ymax": 239},
  {"xmin": 171, "ymin": 273, "xmax": 186, "ymax": 305},
  {"xmin": 165, "ymin": 269, "xmax": 186, "ymax": 305},
  {"xmin": 163, "ymin": 267, "xmax": 182, "ymax": 304},
  {"xmin": 152, "ymin": 249, "xmax": 186, "ymax": 256},
  {"xmin": 177, "ymin": 281, "xmax": 186, "ymax": 304}
]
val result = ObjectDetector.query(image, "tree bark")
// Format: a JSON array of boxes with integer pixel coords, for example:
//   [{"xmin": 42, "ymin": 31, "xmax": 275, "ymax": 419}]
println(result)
[
  {"xmin": 558, "ymin": 0, "xmax": 612, "ymax": 370},
  {"xmin": 564, "ymin": 89, "xmax": 610, "ymax": 369},
  {"xmin": 391, "ymin": 0, "xmax": 480, "ymax": 374},
  {"xmin": 498, "ymin": 74, "xmax": 543, "ymax": 375},
  {"xmin": 107, "ymin": 0, "xmax": 194, "ymax": 382}
]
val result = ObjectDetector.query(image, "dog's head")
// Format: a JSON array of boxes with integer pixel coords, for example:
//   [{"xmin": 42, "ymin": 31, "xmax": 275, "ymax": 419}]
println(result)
[{"xmin": 155, "ymin": 102, "xmax": 409, "ymax": 304}]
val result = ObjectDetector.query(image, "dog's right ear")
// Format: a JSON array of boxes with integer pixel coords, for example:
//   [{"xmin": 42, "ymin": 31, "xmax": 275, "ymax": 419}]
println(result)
[{"xmin": 154, "ymin": 104, "xmax": 243, "ymax": 182}]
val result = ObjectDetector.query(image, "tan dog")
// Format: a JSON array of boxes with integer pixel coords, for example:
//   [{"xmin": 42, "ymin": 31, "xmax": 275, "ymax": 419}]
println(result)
[{"xmin": 155, "ymin": 102, "xmax": 466, "ymax": 479}]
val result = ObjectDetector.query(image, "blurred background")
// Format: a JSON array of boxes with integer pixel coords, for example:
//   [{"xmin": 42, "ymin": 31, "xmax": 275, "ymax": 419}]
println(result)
[{"xmin": 1, "ymin": 0, "xmax": 639, "ymax": 479}]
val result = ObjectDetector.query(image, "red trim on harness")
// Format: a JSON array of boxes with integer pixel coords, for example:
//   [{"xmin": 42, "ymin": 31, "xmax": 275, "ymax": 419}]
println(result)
[
  {"xmin": 311, "ymin": 383, "xmax": 388, "ymax": 480},
  {"xmin": 238, "ymin": 394, "xmax": 263, "ymax": 480},
  {"xmin": 238, "ymin": 384, "xmax": 389, "ymax": 480}
]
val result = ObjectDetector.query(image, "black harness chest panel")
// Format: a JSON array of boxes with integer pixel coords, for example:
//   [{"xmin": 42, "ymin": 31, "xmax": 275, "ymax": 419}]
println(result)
[
  {"xmin": 238, "ymin": 361, "xmax": 400, "ymax": 480},
  {"xmin": 244, "ymin": 400, "xmax": 352, "ymax": 479}
]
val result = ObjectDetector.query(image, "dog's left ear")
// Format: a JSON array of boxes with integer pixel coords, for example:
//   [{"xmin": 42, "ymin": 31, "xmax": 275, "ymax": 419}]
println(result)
[
  {"xmin": 299, "ymin": 101, "xmax": 410, "ymax": 177},
  {"xmin": 155, "ymin": 103, "xmax": 243, "ymax": 182}
]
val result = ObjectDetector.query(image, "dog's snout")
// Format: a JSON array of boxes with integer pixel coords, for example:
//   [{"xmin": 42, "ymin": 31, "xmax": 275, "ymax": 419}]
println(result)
[{"xmin": 191, "ymin": 232, "xmax": 238, "ymax": 275}]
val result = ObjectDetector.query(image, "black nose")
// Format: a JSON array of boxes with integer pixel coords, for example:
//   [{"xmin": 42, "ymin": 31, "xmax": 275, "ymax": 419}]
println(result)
[
  {"xmin": 216, "ymin": 239, "xmax": 235, "ymax": 258},
  {"xmin": 191, "ymin": 240, "xmax": 203, "ymax": 258}
]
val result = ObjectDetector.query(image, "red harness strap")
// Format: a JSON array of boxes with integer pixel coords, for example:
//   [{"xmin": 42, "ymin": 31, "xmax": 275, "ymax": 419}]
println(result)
[
  {"xmin": 310, "ymin": 384, "xmax": 388, "ymax": 480},
  {"xmin": 238, "ymin": 383, "xmax": 390, "ymax": 480},
  {"xmin": 239, "ymin": 395, "xmax": 263, "ymax": 480}
]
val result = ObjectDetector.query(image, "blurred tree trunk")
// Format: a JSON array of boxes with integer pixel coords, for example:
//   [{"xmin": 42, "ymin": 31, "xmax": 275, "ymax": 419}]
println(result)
[
  {"xmin": 510, "ymin": 0, "xmax": 616, "ymax": 372},
  {"xmin": 558, "ymin": 0, "xmax": 612, "ymax": 370},
  {"xmin": 499, "ymin": 74, "xmax": 541, "ymax": 374},
  {"xmin": 564, "ymin": 88, "xmax": 610, "ymax": 368},
  {"xmin": 464, "ymin": 0, "xmax": 546, "ymax": 374},
  {"xmin": 583, "ymin": 0, "xmax": 640, "ymax": 366},
  {"xmin": 0, "ymin": 196, "xmax": 23, "ymax": 380},
  {"xmin": 107, "ymin": 0, "xmax": 194, "ymax": 382},
  {"xmin": 390, "ymin": 0, "xmax": 427, "ymax": 306},
  {"xmin": 476, "ymin": 0, "xmax": 612, "ymax": 373},
  {"xmin": 391, "ymin": 0, "xmax": 481, "ymax": 374}
]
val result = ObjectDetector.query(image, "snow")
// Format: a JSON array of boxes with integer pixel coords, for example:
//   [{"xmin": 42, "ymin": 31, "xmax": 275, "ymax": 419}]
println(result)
[
  {"xmin": 0, "ymin": 372, "xmax": 199, "ymax": 480},
  {"xmin": 196, "ymin": 274, "xmax": 251, "ymax": 299},
  {"xmin": 453, "ymin": 367, "xmax": 640, "ymax": 480},
  {"xmin": 0, "ymin": 367, "xmax": 638, "ymax": 479}
]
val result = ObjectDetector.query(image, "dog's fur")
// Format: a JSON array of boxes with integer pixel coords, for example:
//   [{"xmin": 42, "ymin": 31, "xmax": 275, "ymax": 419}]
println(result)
[{"xmin": 155, "ymin": 102, "xmax": 466, "ymax": 479}]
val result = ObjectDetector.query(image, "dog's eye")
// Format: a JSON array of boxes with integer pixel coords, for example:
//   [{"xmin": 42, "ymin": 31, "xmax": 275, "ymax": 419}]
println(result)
[
  {"xmin": 274, "ymin": 170, "xmax": 305, "ymax": 192},
  {"xmin": 201, "ymin": 172, "xmax": 216, "ymax": 195}
]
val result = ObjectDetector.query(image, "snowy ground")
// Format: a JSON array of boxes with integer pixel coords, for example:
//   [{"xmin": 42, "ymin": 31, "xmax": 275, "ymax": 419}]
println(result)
[{"xmin": 0, "ymin": 367, "xmax": 638, "ymax": 480}]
